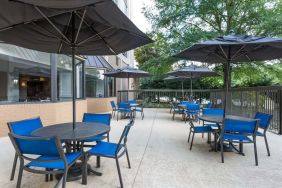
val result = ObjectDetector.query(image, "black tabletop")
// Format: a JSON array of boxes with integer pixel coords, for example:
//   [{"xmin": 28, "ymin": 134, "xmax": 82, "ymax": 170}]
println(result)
[
  {"xmin": 199, "ymin": 115, "xmax": 258, "ymax": 124},
  {"xmin": 32, "ymin": 122, "xmax": 110, "ymax": 141}
]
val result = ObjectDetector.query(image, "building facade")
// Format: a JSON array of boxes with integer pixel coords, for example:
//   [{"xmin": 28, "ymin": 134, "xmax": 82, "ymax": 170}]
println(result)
[{"xmin": 0, "ymin": 0, "xmax": 136, "ymax": 137}]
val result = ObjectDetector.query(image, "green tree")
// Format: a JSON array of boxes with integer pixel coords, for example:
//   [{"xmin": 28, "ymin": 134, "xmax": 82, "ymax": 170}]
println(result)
[{"xmin": 135, "ymin": 0, "xmax": 282, "ymax": 89}]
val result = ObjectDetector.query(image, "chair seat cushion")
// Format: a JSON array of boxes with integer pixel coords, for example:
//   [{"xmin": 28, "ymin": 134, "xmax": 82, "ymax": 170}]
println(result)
[
  {"xmin": 256, "ymin": 131, "xmax": 264, "ymax": 136},
  {"xmin": 87, "ymin": 141, "xmax": 119, "ymax": 157},
  {"xmin": 135, "ymin": 108, "xmax": 143, "ymax": 112},
  {"xmin": 193, "ymin": 126, "xmax": 213, "ymax": 133},
  {"xmin": 204, "ymin": 123, "xmax": 219, "ymax": 127},
  {"xmin": 118, "ymin": 109, "xmax": 131, "ymax": 113},
  {"xmin": 82, "ymin": 135, "xmax": 107, "ymax": 142},
  {"xmin": 190, "ymin": 112, "xmax": 199, "ymax": 115},
  {"xmin": 27, "ymin": 152, "xmax": 82, "ymax": 170},
  {"xmin": 223, "ymin": 135, "xmax": 252, "ymax": 142}
]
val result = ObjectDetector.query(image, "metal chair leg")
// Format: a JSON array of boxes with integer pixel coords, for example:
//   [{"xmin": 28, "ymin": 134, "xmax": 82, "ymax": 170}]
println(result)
[
  {"xmin": 141, "ymin": 111, "xmax": 144, "ymax": 120},
  {"xmin": 96, "ymin": 156, "xmax": 100, "ymax": 168},
  {"xmin": 107, "ymin": 133, "xmax": 110, "ymax": 142},
  {"xmin": 254, "ymin": 140, "xmax": 258, "ymax": 166},
  {"xmin": 125, "ymin": 150, "xmax": 131, "ymax": 168},
  {"xmin": 45, "ymin": 169, "xmax": 49, "ymax": 182},
  {"xmin": 82, "ymin": 154, "xmax": 88, "ymax": 185},
  {"xmin": 172, "ymin": 112, "xmax": 175, "ymax": 120},
  {"xmin": 117, "ymin": 112, "xmax": 119, "ymax": 121},
  {"xmin": 62, "ymin": 170, "xmax": 68, "ymax": 188},
  {"xmin": 10, "ymin": 153, "xmax": 18, "ymax": 181},
  {"xmin": 264, "ymin": 135, "xmax": 271, "ymax": 156},
  {"xmin": 190, "ymin": 133, "xmax": 195, "ymax": 150},
  {"xmin": 187, "ymin": 131, "xmax": 191, "ymax": 143},
  {"xmin": 115, "ymin": 158, "xmax": 123, "ymax": 188},
  {"xmin": 221, "ymin": 139, "xmax": 224, "ymax": 163},
  {"xmin": 16, "ymin": 160, "xmax": 24, "ymax": 188}
]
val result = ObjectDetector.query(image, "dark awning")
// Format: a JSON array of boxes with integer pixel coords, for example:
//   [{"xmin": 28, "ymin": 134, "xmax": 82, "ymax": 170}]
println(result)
[{"xmin": 85, "ymin": 56, "xmax": 114, "ymax": 70}]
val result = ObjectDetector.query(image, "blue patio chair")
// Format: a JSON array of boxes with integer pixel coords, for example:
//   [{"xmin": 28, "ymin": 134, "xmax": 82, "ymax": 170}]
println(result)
[
  {"xmin": 187, "ymin": 120, "xmax": 214, "ymax": 150},
  {"xmin": 202, "ymin": 108, "xmax": 224, "ymax": 127},
  {"xmin": 201, "ymin": 108, "xmax": 224, "ymax": 140},
  {"xmin": 128, "ymin": 100, "xmax": 137, "ymax": 104},
  {"xmin": 181, "ymin": 101, "xmax": 195, "ymax": 106},
  {"xmin": 110, "ymin": 101, "xmax": 117, "ymax": 118},
  {"xmin": 117, "ymin": 103, "xmax": 132, "ymax": 121},
  {"xmin": 185, "ymin": 104, "xmax": 200, "ymax": 123},
  {"xmin": 85, "ymin": 120, "xmax": 134, "ymax": 188},
  {"xmin": 7, "ymin": 117, "xmax": 43, "ymax": 181},
  {"xmin": 172, "ymin": 104, "xmax": 185, "ymax": 120},
  {"xmin": 254, "ymin": 112, "xmax": 273, "ymax": 156},
  {"xmin": 129, "ymin": 100, "xmax": 145, "ymax": 120},
  {"xmin": 82, "ymin": 113, "xmax": 111, "ymax": 142},
  {"xmin": 220, "ymin": 118, "xmax": 259, "ymax": 165},
  {"xmin": 82, "ymin": 113, "xmax": 111, "ymax": 168},
  {"xmin": 206, "ymin": 102, "xmax": 212, "ymax": 108},
  {"xmin": 8, "ymin": 133, "xmax": 86, "ymax": 188}
]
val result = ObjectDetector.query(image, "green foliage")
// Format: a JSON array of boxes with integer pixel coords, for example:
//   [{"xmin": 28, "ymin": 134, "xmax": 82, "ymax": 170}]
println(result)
[{"xmin": 135, "ymin": 0, "xmax": 282, "ymax": 89}]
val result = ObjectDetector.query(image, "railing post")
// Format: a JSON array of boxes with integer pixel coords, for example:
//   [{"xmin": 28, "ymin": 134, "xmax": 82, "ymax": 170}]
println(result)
[
  {"xmin": 279, "ymin": 90, "xmax": 282, "ymax": 135},
  {"xmin": 255, "ymin": 90, "xmax": 258, "ymax": 112},
  {"xmin": 240, "ymin": 91, "xmax": 243, "ymax": 115}
]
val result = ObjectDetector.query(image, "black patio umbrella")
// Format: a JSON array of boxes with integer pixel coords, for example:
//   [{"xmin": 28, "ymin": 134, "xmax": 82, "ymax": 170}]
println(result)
[
  {"xmin": 0, "ymin": 0, "xmax": 152, "ymax": 129},
  {"xmin": 164, "ymin": 76, "xmax": 190, "ymax": 99},
  {"xmin": 175, "ymin": 34, "xmax": 282, "ymax": 116},
  {"xmin": 167, "ymin": 65, "xmax": 217, "ymax": 98},
  {"xmin": 104, "ymin": 66, "xmax": 150, "ymax": 100}
]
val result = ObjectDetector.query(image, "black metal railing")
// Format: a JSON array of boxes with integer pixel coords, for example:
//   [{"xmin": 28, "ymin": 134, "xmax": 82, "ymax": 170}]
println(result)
[{"xmin": 118, "ymin": 86, "xmax": 282, "ymax": 134}]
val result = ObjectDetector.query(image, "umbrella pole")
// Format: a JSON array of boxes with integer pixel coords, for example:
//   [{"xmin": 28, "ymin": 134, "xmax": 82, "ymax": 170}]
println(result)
[
  {"xmin": 223, "ymin": 47, "xmax": 232, "ymax": 117},
  {"xmin": 127, "ymin": 75, "xmax": 129, "ymax": 101},
  {"xmin": 71, "ymin": 13, "xmax": 76, "ymax": 129},
  {"xmin": 182, "ymin": 80, "xmax": 184, "ymax": 100},
  {"xmin": 190, "ymin": 78, "xmax": 192, "ymax": 100}
]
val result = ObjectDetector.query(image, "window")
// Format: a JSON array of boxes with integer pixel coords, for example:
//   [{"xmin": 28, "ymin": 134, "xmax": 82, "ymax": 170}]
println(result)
[
  {"xmin": 85, "ymin": 68, "xmax": 106, "ymax": 98},
  {"xmin": 116, "ymin": 56, "xmax": 121, "ymax": 66},
  {"xmin": 57, "ymin": 55, "xmax": 72, "ymax": 100},
  {"xmin": 0, "ymin": 44, "xmax": 51, "ymax": 103},
  {"xmin": 57, "ymin": 55, "xmax": 84, "ymax": 101}
]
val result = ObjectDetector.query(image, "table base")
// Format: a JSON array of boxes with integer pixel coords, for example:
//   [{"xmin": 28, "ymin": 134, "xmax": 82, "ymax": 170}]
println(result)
[
  {"xmin": 209, "ymin": 142, "xmax": 245, "ymax": 156},
  {"xmin": 55, "ymin": 162, "xmax": 102, "ymax": 182}
]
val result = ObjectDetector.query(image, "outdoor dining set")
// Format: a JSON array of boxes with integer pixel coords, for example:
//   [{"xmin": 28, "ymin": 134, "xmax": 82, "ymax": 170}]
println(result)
[
  {"xmin": 111, "ymin": 100, "xmax": 145, "ymax": 121},
  {"xmin": 7, "ymin": 113, "xmax": 135, "ymax": 188},
  {"xmin": 170, "ymin": 100, "xmax": 273, "ymax": 166}
]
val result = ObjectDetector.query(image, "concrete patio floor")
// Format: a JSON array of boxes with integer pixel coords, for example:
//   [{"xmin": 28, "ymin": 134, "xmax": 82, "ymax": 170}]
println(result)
[{"xmin": 1, "ymin": 108, "xmax": 282, "ymax": 188}]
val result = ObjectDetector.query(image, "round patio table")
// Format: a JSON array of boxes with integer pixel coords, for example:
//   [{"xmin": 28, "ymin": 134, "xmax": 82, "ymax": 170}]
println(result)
[
  {"xmin": 199, "ymin": 115, "xmax": 257, "ymax": 124},
  {"xmin": 32, "ymin": 122, "xmax": 110, "ymax": 142},
  {"xmin": 32, "ymin": 122, "xmax": 110, "ymax": 182}
]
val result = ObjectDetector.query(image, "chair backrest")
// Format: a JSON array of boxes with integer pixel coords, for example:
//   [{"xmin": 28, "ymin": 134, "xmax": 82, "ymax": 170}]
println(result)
[
  {"xmin": 254, "ymin": 112, "xmax": 273, "ymax": 130},
  {"xmin": 187, "ymin": 104, "xmax": 200, "ymax": 111},
  {"xmin": 110, "ymin": 101, "xmax": 116, "ymax": 109},
  {"xmin": 206, "ymin": 102, "xmax": 212, "ymax": 108},
  {"xmin": 8, "ymin": 133, "xmax": 63, "ymax": 158},
  {"xmin": 181, "ymin": 101, "xmax": 195, "ymax": 106},
  {"xmin": 118, "ymin": 103, "xmax": 130, "ymax": 109},
  {"xmin": 223, "ymin": 118, "xmax": 258, "ymax": 135},
  {"xmin": 7, "ymin": 117, "xmax": 43, "ymax": 136},
  {"xmin": 128, "ymin": 100, "xmax": 137, "ymax": 104},
  {"xmin": 116, "ymin": 120, "xmax": 134, "ymax": 154},
  {"xmin": 83, "ymin": 113, "xmax": 111, "ymax": 126},
  {"xmin": 203, "ymin": 108, "xmax": 224, "ymax": 116}
]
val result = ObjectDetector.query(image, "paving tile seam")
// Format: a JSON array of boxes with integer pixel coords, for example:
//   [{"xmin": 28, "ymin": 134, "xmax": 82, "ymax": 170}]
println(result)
[{"xmin": 131, "ymin": 108, "xmax": 158, "ymax": 188}]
